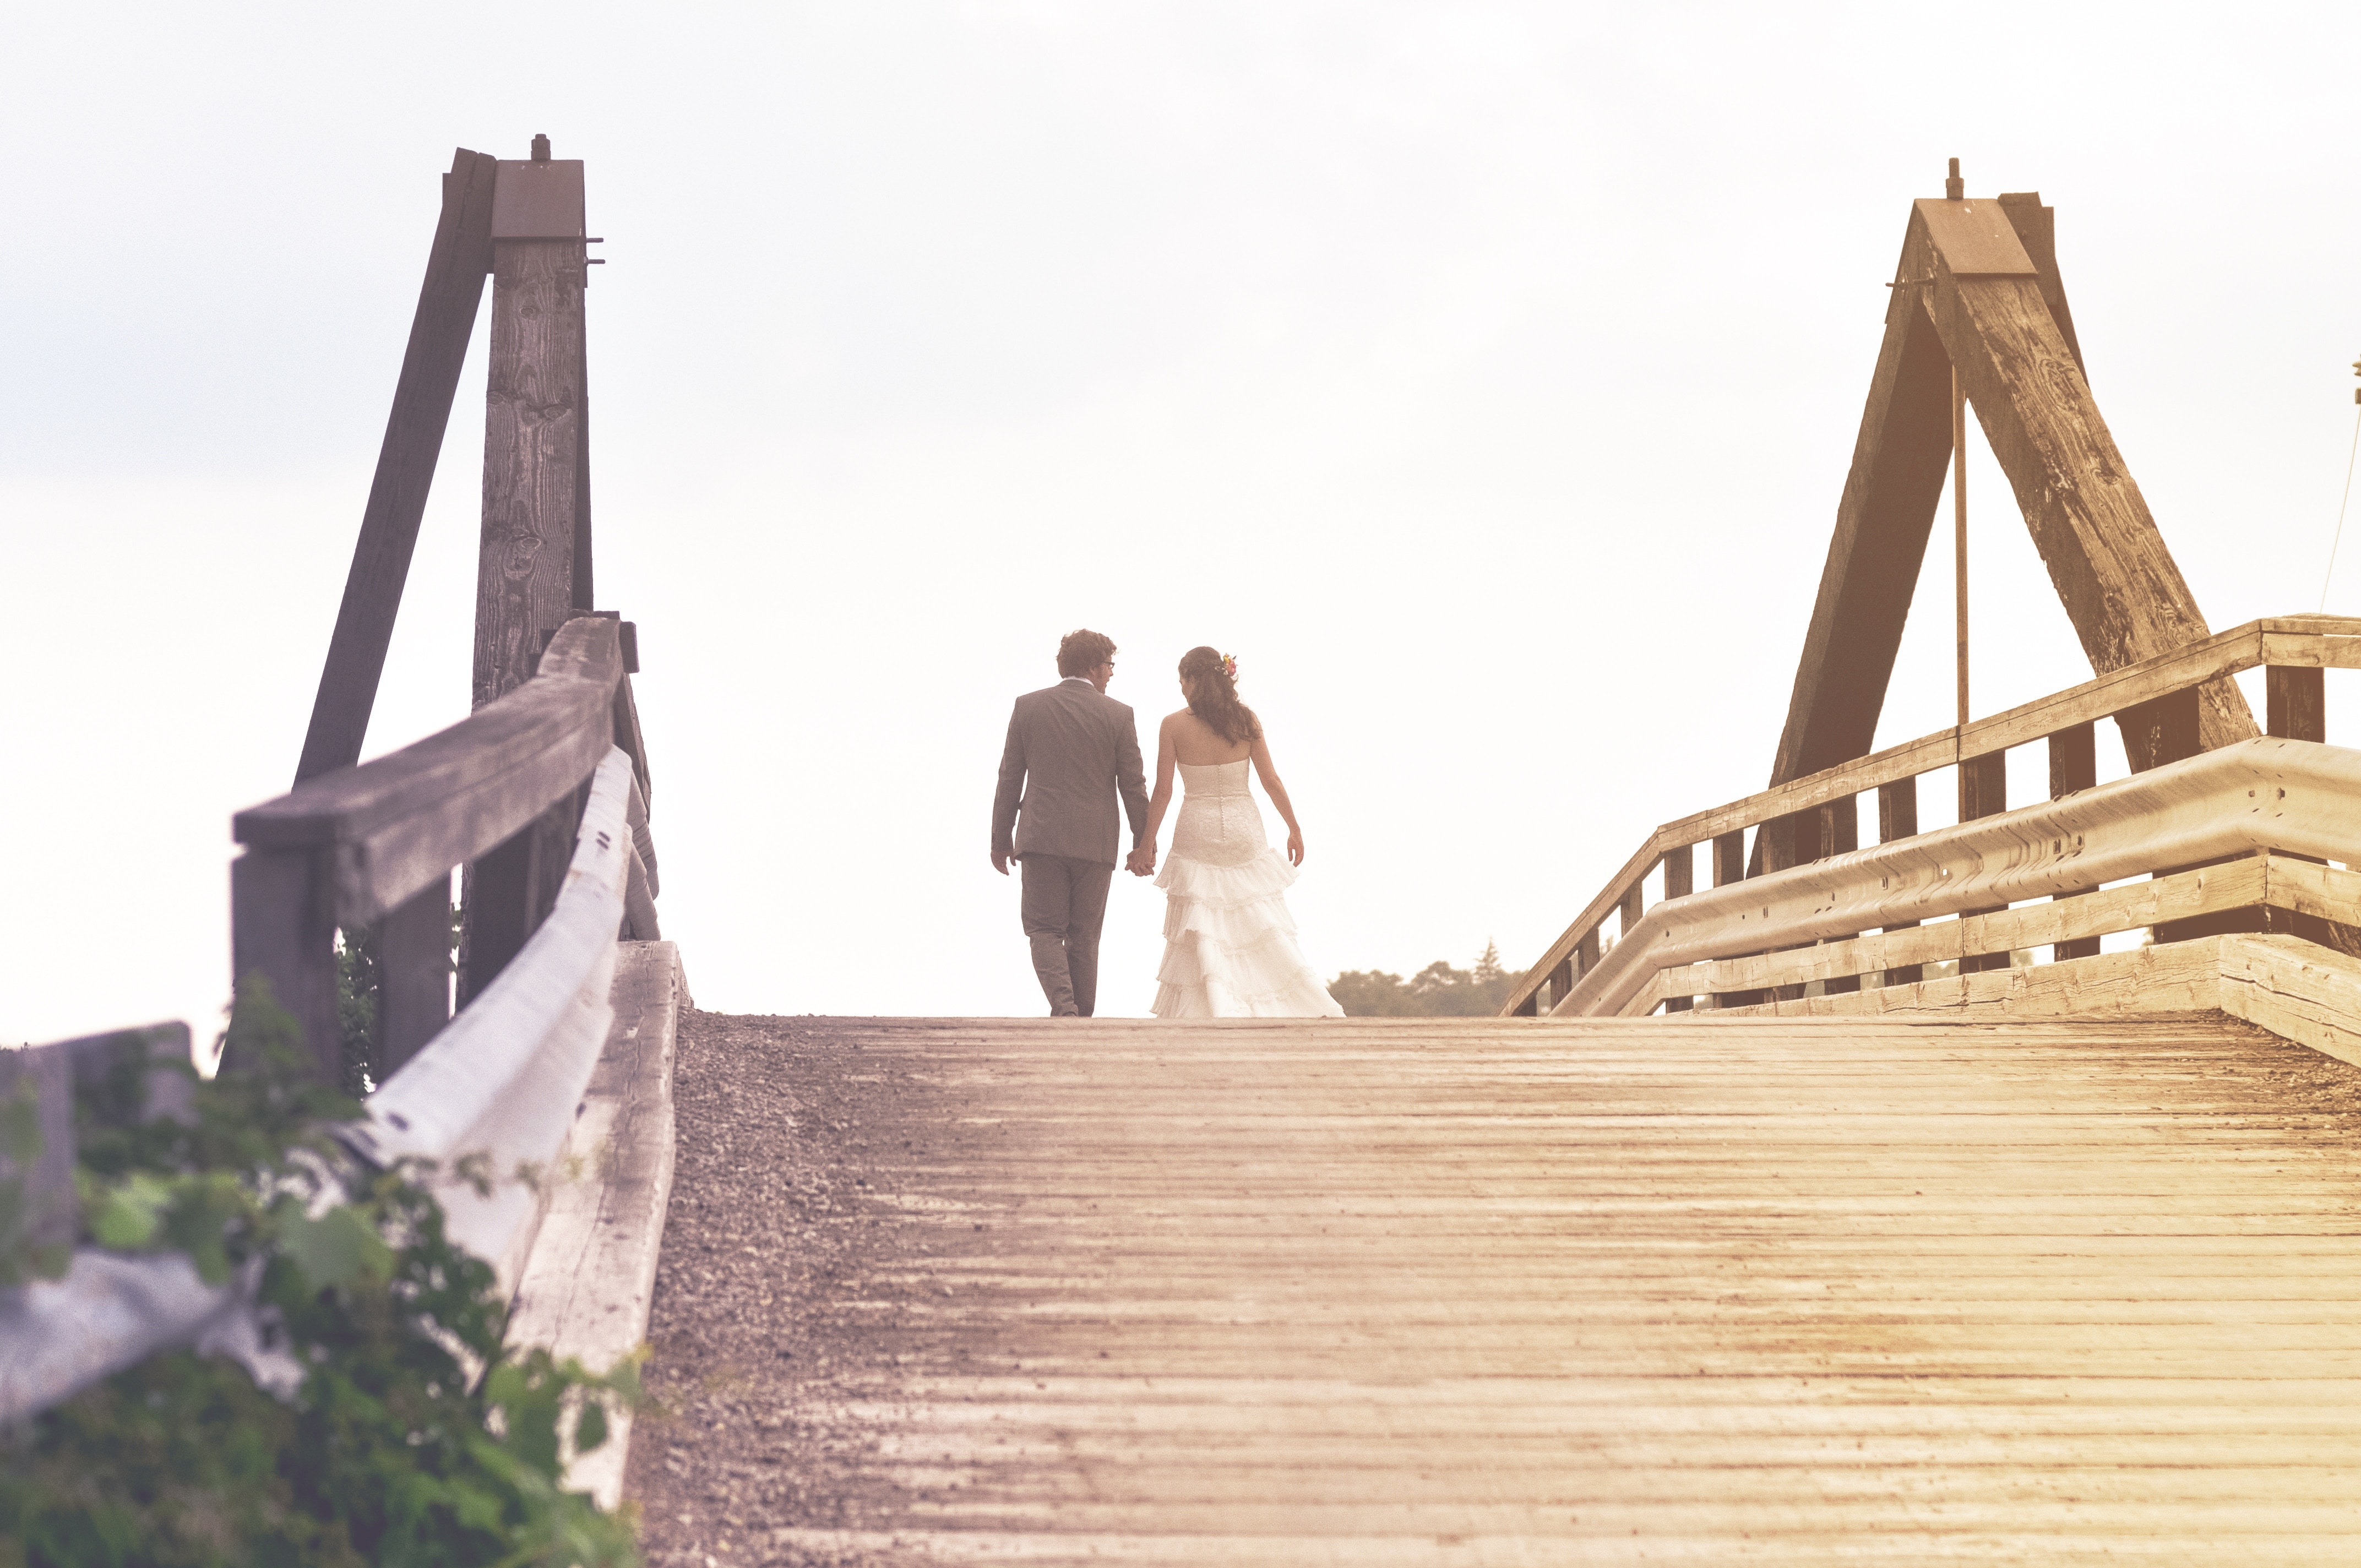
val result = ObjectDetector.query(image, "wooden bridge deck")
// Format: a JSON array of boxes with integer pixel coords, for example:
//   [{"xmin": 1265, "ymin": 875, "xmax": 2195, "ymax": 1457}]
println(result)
[{"xmin": 627, "ymin": 1011, "xmax": 2361, "ymax": 1565}]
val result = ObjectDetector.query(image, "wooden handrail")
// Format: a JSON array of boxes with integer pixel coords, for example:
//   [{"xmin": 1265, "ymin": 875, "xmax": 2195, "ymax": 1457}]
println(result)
[
  {"xmin": 1501, "ymin": 613, "xmax": 2361, "ymax": 1017},
  {"xmin": 236, "ymin": 616, "xmax": 624, "ymax": 924},
  {"xmin": 1555, "ymin": 738, "xmax": 2361, "ymax": 1018},
  {"xmin": 230, "ymin": 613, "xmax": 655, "ymax": 1080}
]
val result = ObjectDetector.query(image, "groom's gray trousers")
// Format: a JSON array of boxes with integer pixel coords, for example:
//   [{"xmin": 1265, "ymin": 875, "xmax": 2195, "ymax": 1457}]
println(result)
[
  {"xmin": 1020, "ymin": 853, "xmax": 1115, "ymax": 1017},
  {"xmin": 994, "ymin": 676, "xmax": 1148, "ymax": 1018}
]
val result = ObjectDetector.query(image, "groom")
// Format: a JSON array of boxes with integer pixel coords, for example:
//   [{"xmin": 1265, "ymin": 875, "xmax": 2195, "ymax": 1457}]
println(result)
[{"xmin": 991, "ymin": 629, "xmax": 1151, "ymax": 1017}]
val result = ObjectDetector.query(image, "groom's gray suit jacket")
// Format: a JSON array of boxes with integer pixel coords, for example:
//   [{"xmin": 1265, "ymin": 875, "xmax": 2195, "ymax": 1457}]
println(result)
[{"xmin": 993, "ymin": 678, "xmax": 1150, "ymax": 867}]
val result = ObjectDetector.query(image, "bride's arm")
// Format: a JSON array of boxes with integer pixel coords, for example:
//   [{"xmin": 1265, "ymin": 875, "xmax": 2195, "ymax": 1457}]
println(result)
[
  {"xmin": 1248, "ymin": 733, "xmax": 1306, "ymax": 867},
  {"xmin": 1130, "ymin": 716, "xmax": 1179, "ymax": 873}
]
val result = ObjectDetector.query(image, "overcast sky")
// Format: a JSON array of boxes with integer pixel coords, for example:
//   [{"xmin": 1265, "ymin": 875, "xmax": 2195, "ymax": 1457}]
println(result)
[{"xmin": 9, "ymin": 3, "xmax": 2361, "ymax": 1046}]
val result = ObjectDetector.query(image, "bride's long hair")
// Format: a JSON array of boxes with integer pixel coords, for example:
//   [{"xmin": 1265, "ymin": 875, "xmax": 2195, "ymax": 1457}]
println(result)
[{"xmin": 1179, "ymin": 646, "xmax": 1261, "ymax": 745}]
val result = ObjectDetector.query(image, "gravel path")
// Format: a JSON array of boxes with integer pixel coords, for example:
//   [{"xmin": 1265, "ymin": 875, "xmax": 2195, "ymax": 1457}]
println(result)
[{"xmin": 621, "ymin": 1010, "xmax": 934, "ymax": 1568}]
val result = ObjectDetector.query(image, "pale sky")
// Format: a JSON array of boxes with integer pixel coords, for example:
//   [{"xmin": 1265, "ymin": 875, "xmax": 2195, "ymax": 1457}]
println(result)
[{"xmin": 9, "ymin": 3, "xmax": 2361, "ymax": 1046}]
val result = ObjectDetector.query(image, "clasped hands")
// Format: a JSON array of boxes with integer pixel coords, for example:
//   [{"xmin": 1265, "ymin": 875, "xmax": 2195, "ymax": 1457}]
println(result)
[{"xmin": 1125, "ymin": 841, "xmax": 1157, "ymax": 877}]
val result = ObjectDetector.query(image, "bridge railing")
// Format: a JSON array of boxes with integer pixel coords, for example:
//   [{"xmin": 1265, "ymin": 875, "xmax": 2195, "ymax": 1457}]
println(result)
[
  {"xmin": 1504, "ymin": 613, "xmax": 2361, "ymax": 1018},
  {"xmin": 3, "ymin": 611, "xmax": 663, "ymax": 1420}
]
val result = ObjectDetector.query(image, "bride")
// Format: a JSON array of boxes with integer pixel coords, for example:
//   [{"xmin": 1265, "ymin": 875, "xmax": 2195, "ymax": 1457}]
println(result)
[{"xmin": 1126, "ymin": 647, "xmax": 1343, "ymax": 1018}]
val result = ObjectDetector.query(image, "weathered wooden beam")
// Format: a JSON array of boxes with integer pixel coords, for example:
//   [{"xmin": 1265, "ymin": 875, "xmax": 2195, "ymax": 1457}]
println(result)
[
  {"xmin": 1995, "ymin": 192, "xmax": 2083, "ymax": 377},
  {"xmin": 1766, "ymin": 271, "xmax": 1956, "ymax": 788},
  {"xmin": 235, "ymin": 616, "xmax": 622, "ymax": 925},
  {"xmin": 1919, "ymin": 199, "xmax": 2257, "ymax": 754},
  {"xmin": 295, "ymin": 149, "xmax": 499, "ymax": 787},
  {"xmin": 469, "ymin": 151, "xmax": 591, "ymax": 1001}
]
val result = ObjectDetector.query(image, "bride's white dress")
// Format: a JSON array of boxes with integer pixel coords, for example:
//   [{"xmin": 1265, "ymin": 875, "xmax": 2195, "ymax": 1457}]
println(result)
[{"xmin": 1151, "ymin": 759, "xmax": 1344, "ymax": 1018}]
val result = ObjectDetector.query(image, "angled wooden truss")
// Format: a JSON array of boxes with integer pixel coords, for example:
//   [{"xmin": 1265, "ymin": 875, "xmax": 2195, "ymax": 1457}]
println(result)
[{"xmin": 1770, "ymin": 185, "xmax": 2254, "ymax": 793}]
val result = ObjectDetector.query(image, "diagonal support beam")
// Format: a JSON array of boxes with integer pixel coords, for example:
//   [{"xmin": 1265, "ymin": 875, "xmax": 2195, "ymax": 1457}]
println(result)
[
  {"xmin": 1768, "ymin": 242, "xmax": 1957, "ymax": 786},
  {"xmin": 1769, "ymin": 186, "xmax": 2252, "ymax": 807},
  {"xmin": 295, "ymin": 148, "xmax": 499, "ymax": 785},
  {"xmin": 1918, "ymin": 199, "xmax": 2255, "ymax": 761}
]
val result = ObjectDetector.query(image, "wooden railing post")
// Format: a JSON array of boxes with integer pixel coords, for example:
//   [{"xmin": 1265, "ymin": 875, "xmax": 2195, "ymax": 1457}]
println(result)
[
  {"xmin": 230, "ymin": 848, "xmax": 341, "ymax": 1080},
  {"xmin": 1876, "ymin": 778, "xmax": 1923, "ymax": 985},
  {"xmin": 1543, "ymin": 955, "xmax": 1574, "ymax": 1014},
  {"xmin": 2049, "ymin": 723, "xmax": 2101, "ymax": 961},
  {"xmin": 1661, "ymin": 847, "xmax": 1695, "ymax": 1011},
  {"xmin": 1957, "ymin": 751, "xmax": 2011, "ymax": 973},
  {"xmin": 2117, "ymin": 687, "xmax": 2203, "ymax": 771},
  {"xmin": 1711, "ymin": 831, "xmax": 1744, "ymax": 888},
  {"xmin": 2268, "ymin": 666, "xmax": 2326, "ymax": 742},
  {"xmin": 377, "ymin": 879, "xmax": 454, "ymax": 1077}
]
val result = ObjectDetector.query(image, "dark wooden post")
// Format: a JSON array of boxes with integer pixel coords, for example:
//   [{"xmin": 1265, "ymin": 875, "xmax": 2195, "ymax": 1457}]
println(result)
[
  {"xmin": 463, "ymin": 142, "xmax": 592, "ymax": 1004},
  {"xmin": 230, "ymin": 849, "xmax": 341, "ymax": 1081},
  {"xmin": 2115, "ymin": 687, "xmax": 2203, "ymax": 772},
  {"xmin": 377, "ymin": 879, "xmax": 453, "ymax": 1076},
  {"xmin": 1956, "ymin": 752, "xmax": 2010, "ymax": 973},
  {"xmin": 1816, "ymin": 798, "xmax": 1864, "ymax": 995},
  {"xmin": 1712, "ymin": 831, "xmax": 1744, "ymax": 888},
  {"xmin": 1544, "ymin": 955, "xmax": 1574, "ymax": 1014},
  {"xmin": 2268, "ymin": 666, "xmax": 2326, "ymax": 742},
  {"xmin": 1877, "ymin": 777, "xmax": 1924, "ymax": 985},
  {"xmin": 1661, "ymin": 845, "xmax": 1695, "ymax": 1011},
  {"xmin": 295, "ymin": 149, "xmax": 499, "ymax": 787},
  {"xmin": 2048, "ymin": 723, "xmax": 2100, "ymax": 961},
  {"xmin": 1710, "ymin": 830, "xmax": 1762, "ymax": 1008}
]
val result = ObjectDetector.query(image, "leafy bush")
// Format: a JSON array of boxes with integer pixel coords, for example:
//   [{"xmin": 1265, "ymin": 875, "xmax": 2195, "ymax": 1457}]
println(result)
[
  {"xmin": 1331, "ymin": 941, "xmax": 1523, "ymax": 1016},
  {"xmin": 0, "ymin": 979, "xmax": 643, "ymax": 1568}
]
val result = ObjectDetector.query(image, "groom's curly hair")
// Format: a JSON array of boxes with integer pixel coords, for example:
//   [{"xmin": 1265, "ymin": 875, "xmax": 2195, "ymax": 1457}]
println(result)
[{"xmin": 1057, "ymin": 629, "xmax": 1117, "ymax": 677}]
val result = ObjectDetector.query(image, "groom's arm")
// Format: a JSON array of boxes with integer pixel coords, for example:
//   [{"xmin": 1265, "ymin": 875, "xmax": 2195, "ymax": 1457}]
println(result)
[
  {"xmin": 991, "ymin": 705, "xmax": 1027, "ymax": 872},
  {"xmin": 1115, "ymin": 710, "xmax": 1150, "ymax": 846}
]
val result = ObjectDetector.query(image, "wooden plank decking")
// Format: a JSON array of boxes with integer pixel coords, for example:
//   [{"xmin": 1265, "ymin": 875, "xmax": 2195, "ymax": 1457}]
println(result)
[{"xmin": 626, "ymin": 1012, "xmax": 2361, "ymax": 1565}]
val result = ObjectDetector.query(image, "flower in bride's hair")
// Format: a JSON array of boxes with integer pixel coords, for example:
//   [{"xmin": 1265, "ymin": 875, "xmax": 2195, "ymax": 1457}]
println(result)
[{"xmin": 1221, "ymin": 652, "xmax": 1238, "ymax": 680}]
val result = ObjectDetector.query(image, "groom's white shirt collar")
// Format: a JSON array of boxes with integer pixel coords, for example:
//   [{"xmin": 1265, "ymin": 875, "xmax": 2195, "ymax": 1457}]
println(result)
[{"xmin": 1059, "ymin": 677, "xmax": 1093, "ymax": 687}]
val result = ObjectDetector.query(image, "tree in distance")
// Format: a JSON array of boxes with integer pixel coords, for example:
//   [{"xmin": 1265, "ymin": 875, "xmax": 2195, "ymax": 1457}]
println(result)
[{"xmin": 1329, "ymin": 942, "xmax": 1521, "ymax": 1017}]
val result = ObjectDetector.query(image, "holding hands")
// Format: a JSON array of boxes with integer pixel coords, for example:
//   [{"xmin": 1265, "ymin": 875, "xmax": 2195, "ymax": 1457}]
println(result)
[{"xmin": 1126, "ymin": 842, "xmax": 1157, "ymax": 878}]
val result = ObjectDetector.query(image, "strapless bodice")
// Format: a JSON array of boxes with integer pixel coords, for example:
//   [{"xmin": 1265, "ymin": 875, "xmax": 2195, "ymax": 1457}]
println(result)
[
  {"xmin": 1171, "ymin": 758, "xmax": 1264, "ymax": 868},
  {"xmin": 1177, "ymin": 757, "xmax": 1252, "ymax": 797}
]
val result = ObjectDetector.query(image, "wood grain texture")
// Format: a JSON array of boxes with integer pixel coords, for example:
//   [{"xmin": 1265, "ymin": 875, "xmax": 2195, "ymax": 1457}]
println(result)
[
  {"xmin": 1927, "ymin": 225, "xmax": 2256, "ymax": 753},
  {"xmin": 295, "ymin": 148, "xmax": 497, "ymax": 786},
  {"xmin": 236, "ymin": 616, "xmax": 619, "ymax": 925},
  {"xmin": 625, "ymin": 1010, "xmax": 2361, "ymax": 1564},
  {"xmin": 475, "ymin": 239, "xmax": 587, "ymax": 712},
  {"xmin": 1766, "ymin": 271, "xmax": 1955, "ymax": 788}
]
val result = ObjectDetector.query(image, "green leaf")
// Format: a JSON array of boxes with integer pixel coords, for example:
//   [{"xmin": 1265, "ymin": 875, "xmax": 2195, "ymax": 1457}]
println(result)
[
  {"xmin": 574, "ymin": 1398, "xmax": 608, "ymax": 1454},
  {"xmin": 87, "ymin": 1169, "xmax": 175, "ymax": 1250},
  {"xmin": 275, "ymin": 1199, "xmax": 393, "ymax": 1291}
]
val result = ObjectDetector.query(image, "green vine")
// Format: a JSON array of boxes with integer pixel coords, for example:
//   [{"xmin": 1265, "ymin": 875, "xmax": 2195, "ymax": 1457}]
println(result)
[{"xmin": 1, "ymin": 978, "xmax": 645, "ymax": 1568}]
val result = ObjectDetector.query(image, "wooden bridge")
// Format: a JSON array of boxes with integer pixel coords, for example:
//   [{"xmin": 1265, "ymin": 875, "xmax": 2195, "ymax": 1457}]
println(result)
[{"xmin": 15, "ymin": 148, "xmax": 2361, "ymax": 1564}]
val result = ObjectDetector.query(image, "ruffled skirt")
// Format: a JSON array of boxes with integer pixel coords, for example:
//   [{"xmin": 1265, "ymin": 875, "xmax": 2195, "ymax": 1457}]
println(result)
[{"xmin": 1151, "ymin": 849, "xmax": 1345, "ymax": 1019}]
